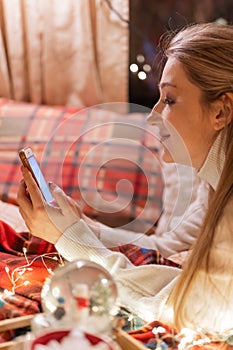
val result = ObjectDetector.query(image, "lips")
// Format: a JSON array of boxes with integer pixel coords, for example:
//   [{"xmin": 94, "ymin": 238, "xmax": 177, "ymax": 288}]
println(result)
[
  {"xmin": 159, "ymin": 134, "xmax": 170, "ymax": 143},
  {"xmin": 147, "ymin": 112, "xmax": 171, "ymax": 142}
]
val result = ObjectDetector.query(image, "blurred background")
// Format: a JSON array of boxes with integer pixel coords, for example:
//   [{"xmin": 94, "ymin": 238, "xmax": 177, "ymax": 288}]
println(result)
[
  {"xmin": 129, "ymin": 0, "xmax": 233, "ymax": 110},
  {"xmin": 0, "ymin": 0, "xmax": 232, "ymax": 109}
]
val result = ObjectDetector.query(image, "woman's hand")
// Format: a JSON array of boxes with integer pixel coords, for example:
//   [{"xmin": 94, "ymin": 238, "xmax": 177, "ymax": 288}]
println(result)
[{"xmin": 17, "ymin": 166, "xmax": 82, "ymax": 244}]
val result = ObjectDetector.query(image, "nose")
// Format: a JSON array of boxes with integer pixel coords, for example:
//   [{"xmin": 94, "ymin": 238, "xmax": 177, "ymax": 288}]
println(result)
[
  {"xmin": 146, "ymin": 107, "xmax": 163, "ymax": 125},
  {"xmin": 152, "ymin": 99, "xmax": 163, "ymax": 114},
  {"xmin": 146, "ymin": 99, "xmax": 164, "ymax": 125}
]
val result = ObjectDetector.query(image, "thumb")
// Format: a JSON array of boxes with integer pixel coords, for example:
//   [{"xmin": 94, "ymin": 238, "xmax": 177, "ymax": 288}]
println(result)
[{"xmin": 49, "ymin": 183, "xmax": 70, "ymax": 212}]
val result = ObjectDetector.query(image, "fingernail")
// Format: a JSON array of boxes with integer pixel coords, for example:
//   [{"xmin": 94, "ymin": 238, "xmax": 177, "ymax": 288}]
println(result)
[{"xmin": 48, "ymin": 181, "xmax": 55, "ymax": 189}]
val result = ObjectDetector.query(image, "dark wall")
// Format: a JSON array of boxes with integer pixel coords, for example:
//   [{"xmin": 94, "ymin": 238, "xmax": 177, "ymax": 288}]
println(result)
[{"xmin": 129, "ymin": 0, "xmax": 233, "ymax": 110}]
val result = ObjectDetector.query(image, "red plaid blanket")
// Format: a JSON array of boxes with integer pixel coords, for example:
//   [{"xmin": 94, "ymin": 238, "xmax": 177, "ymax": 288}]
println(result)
[
  {"xmin": 0, "ymin": 217, "xmax": 180, "ymax": 343},
  {"xmin": 0, "ymin": 220, "xmax": 59, "ymax": 342},
  {"xmin": 0, "ymin": 98, "xmax": 163, "ymax": 232},
  {"xmin": 116, "ymin": 244, "xmax": 181, "ymax": 268},
  {"xmin": 0, "ymin": 220, "xmax": 227, "ymax": 349},
  {"xmin": 0, "ymin": 220, "xmax": 58, "ymax": 306}
]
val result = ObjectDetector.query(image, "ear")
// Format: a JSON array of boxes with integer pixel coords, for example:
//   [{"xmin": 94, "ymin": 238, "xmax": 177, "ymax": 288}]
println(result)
[{"xmin": 212, "ymin": 93, "xmax": 233, "ymax": 131}]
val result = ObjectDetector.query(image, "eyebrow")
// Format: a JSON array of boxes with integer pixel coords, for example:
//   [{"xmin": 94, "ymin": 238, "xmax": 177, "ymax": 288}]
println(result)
[{"xmin": 158, "ymin": 82, "xmax": 177, "ymax": 89}]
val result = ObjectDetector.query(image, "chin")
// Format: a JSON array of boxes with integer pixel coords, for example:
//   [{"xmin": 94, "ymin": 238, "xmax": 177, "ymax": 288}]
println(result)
[
  {"xmin": 161, "ymin": 149, "xmax": 174, "ymax": 163},
  {"xmin": 161, "ymin": 147, "xmax": 192, "ymax": 166}
]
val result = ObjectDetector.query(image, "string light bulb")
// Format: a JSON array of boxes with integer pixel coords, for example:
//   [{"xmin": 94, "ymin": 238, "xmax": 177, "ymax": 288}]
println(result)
[
  {"xmin": 138, "ymin": 71, "xmax": 147, "ymax": 80},
  {"xmin": 130, "ymin": 63, "xmax": 139, "ymax": 73},
  {"xmin": 4, "ymin": 251, "xmax": 64, "ymax": 294}
]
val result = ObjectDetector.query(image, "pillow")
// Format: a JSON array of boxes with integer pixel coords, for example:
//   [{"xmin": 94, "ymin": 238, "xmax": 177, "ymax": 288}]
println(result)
[
  {"xmin": 0, "ymin": 98, "xmax": 82, "ymax": 203},
  {"xmin": 0, "ymin": 98, "xmax": 163, "ymax": 232}
]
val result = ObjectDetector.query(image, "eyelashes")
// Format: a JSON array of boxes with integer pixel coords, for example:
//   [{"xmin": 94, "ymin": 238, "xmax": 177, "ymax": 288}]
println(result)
[{"xmin": 161, "ymin": 96, "xmax": 176, "ymax": 105}]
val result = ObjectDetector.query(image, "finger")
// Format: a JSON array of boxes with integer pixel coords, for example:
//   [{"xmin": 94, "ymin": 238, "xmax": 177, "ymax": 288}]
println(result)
[
  {"xmin": 66, "ymin": 196, "xmax": 83, "ymax": 217},
  {"xmin": 21, "ymin": 166, "xmax": 44, "ymax": 207},
  {"xmin": 17, "ymin": 179, "xmax": 34, "ymax": 226},
  {"xmin": 49, "ymin": 183, "xmax": 71, "ymax": 212},
  {"xmin": 49, "ymin": 183, "xmax": 82, "ymax": 219},
  {"xmin": 17, "ymin": 179, "xmax": 33, "ymax": 209}
]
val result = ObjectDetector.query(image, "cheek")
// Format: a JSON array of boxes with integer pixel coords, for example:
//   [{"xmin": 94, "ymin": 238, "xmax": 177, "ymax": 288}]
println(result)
[
  {"xmin": 166, "ymin": 111, "xmax": 199, "ymax": 142},
  {"xmin": 161, "ymin": 109, "xmax": 183, "ymax": 132},
  {"xmin": 165, "ymin": 109, "xmax": 183, "ymax": 126}
]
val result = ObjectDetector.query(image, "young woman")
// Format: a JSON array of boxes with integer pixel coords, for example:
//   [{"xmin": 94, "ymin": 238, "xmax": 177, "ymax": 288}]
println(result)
[{"xmin": 17, "ymin": 22, "xmax": 233, "ymax": 333}]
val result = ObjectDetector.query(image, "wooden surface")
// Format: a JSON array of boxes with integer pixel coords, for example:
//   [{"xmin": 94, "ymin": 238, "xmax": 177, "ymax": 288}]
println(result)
[
  {"xmin": 0, "ymin": 314, "xmax": 34, "ymax": 350},
  {"xmin": 0, "ymin": 315, "xmax": 34, "ymax": 333},
  {"xmin": 115, "ymin": 329, "xmax": 147, "ymax": 350},
  {"xmin": 0, "ymin": 315, "xmax": 147, "ymax": 350},
  {"xmin": 0, "ymin": 340, "xmax": 20, "ymax": 350}
]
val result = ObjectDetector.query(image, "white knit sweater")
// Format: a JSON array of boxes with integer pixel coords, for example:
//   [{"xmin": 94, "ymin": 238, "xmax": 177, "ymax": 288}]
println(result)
[
  {"xmin": 96, "ymin": 132, "xmax": 225, "ymax": 260},
  {"xmin": 98, "ymin": 163, "xmax": 210, "ymax": 259},
  {"xmin": 55, "ymin": 218, "xmax": 180, "ymax": 321},
  {"xmin": 55, "ymin": 132, "xmax": 226, "ymax": 326}
]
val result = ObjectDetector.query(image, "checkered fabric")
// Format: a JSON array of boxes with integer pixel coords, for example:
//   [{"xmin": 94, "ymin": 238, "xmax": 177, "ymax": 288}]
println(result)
[
  {"xmin": 0, "ymin": 98, "xmax": 164, "ymax": 231},
  {"xmin": 117, "ymin": 244, "xmax": 181, "ymax": 268}
]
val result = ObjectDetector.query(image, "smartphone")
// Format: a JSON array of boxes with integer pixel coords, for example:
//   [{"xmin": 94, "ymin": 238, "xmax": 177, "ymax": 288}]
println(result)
[{"xmin": 18, "ymin": 147, "xmax": 54, "ymax": 203}]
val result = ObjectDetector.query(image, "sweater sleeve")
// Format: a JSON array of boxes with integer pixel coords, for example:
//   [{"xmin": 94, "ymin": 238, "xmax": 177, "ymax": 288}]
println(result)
[
  {"xmin": 98, "ymin": 189, "xmax": 208, "ymax": 259},
  {"xmin": 55, "ymin": 219, "xmax": 180, "ymax": 321}
]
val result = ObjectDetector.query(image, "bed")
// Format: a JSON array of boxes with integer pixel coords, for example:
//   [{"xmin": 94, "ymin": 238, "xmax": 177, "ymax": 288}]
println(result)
[
  {"xmin": 0, "ymin": 97, "xmax": 166, "ymax": 345},
  {"xmin": 0, "ymin": 98, "xmax": 228, "ymax": 350}
]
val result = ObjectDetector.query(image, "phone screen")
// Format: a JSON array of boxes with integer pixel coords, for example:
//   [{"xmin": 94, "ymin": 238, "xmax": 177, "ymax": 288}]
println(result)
[{"xmin": 27, "ymin": 154, "xmax": 54, "ymax": 203}]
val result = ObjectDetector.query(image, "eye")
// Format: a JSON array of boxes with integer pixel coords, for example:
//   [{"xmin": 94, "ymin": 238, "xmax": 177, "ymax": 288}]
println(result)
[{"xmin": 161, "ymin": 96, "xmax": 175, "ymax": 105}]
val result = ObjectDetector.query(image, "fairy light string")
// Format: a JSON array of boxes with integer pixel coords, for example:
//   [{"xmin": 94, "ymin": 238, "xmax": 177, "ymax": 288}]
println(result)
[
  {"xmin": 3, "ymin": 247, "xmax": 64, "ymax": 294},
  {"xmin": 149, "ymin": 325, "xmax": 233, "ymax": 349},
  {"xmin": 3, "ymin": 246, "xmax": 233, "ymax": 348},
  {"xmin": 121, "ymin": 311, "xmax": 233, "ymax": 349}
]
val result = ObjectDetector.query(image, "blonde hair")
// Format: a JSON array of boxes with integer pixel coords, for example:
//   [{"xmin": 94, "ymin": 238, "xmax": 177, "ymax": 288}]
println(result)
[{"xmin": 160, "ymin": 23, "xmax": 233, "ymax": 330}]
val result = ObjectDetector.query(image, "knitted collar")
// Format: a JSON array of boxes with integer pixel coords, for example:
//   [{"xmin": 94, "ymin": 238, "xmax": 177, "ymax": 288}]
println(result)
[{"xmin": 197, "ymin": 130, "xmax": 226, "ymax": 190}]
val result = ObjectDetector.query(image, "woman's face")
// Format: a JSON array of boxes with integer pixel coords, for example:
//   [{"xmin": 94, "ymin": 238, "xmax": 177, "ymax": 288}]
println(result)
[{"xmin": 149, "ymin": 57, "xmax": 217, "ymax": 170}]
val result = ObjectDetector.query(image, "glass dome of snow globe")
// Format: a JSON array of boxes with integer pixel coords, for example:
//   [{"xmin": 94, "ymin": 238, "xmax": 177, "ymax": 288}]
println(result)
[{"xmin": 40, "ymin": 259, "xmax": 118, "ymax": 334}]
